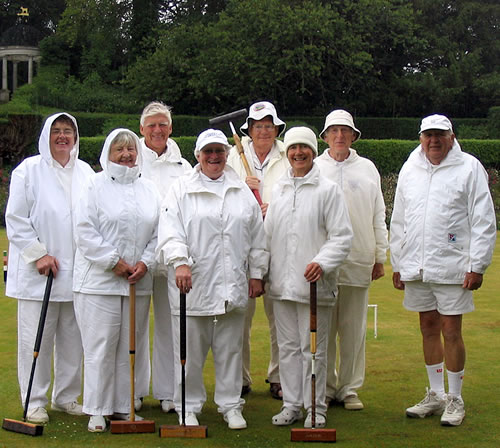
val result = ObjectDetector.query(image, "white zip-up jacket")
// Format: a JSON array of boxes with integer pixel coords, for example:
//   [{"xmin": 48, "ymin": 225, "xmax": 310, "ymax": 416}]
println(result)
[
  {"xmin": 265, "ymin": 163, "xmax": 353, "ymax": 306},
  {"xmin": 6, "ymin": 113, "xmax": 94, "ymax": 301},
  {"xmin": 390, "ymin": 140, "xmax": 496, "ymax": 283},
  {"xmin": 227, "ymin": 136, "xmax": 289, "ymax": 203},
  {"xmin": 316, "ymin": 148, "xmax": 388, "ymax": 287},
  {"xmin": 73, "ymin": 129, "xmax": 160, "ymax": 296},
  {"xmin": 156, "ymin": 165, "xmax": 269, "ymax": 316}
]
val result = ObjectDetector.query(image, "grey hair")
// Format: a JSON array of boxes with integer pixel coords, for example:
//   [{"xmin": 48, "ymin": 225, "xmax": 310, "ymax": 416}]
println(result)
[
  {"xmin": 140, "ymin": 101, "xmax": 172, "ymax": 126},
  {"xmin": 110, "ymin": 131, "xmax": 137, "ymax": 150}
]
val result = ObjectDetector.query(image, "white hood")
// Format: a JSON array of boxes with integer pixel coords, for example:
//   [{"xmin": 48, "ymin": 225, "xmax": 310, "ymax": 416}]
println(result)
[{"xmin": 38, "ymin": 112, "xmax": 79, "ymax": 166}]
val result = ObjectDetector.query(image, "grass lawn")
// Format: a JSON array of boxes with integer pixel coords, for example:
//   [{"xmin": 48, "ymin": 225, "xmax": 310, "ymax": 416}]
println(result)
[{"xmin": 0, "ymin": 230, "xmax": 498, "ymax": 448}]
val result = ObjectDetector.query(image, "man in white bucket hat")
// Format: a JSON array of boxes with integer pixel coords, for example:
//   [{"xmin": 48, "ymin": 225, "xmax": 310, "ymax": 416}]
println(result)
[
  {"xmin": 390, "ymin": 114, "xmax": 496, "ymax": 426},
  {"xmin": 227, "ymin": 101, "xmax": 289, "ymax": 400},
  {"xmin": 316, "ymin": 109, "xmax": 388, "ymax": 411}
]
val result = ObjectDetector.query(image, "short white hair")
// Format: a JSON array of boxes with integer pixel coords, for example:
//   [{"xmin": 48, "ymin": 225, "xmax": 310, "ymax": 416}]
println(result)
[{"xmin": 140, "ymin": 101, "xmax": 172, "ymax": 126}]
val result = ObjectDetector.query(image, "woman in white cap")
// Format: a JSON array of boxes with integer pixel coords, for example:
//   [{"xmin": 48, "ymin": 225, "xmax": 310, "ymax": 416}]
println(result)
[
  {"xmin": 265, "ymin": 127, "xmax": 353, "ymax": 428},
  {"xmin": 227, "ymin": 101, "xmax": 289, "ymax": 400},
  {"xmin": 73, "ymin": 128, "xmax": 160, "ymax": 432},
  {"xmin": 156, "ymin": 129, "xmax": 268, "ymax": 430}
]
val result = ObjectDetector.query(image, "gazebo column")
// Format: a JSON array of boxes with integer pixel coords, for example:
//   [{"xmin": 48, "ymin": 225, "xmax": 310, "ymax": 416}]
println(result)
[
  {"xmin": 12, "ymin": 60, "xmax": 18, "ymax": 91},
  {"xmin": 2, "ymin": 57, "xmax": 7, "ymax": 90},
  {"xmin": 28, "ymin": 57, "xmax": 33, "ymax": 84}
]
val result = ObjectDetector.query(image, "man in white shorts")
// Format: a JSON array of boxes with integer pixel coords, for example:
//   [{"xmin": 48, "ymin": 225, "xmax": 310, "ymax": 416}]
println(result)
[{"xmin": 390, "ymin": 114, "xmax": 496, "ymax": 427}]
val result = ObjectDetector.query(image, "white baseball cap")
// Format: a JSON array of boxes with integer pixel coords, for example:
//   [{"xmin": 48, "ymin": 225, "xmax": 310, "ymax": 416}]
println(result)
[
  {"xmin": 419, "ymin": 114, "xmax": 453, "ymax": 134},
  {"xmin": 284, "ymin": 127, "xmax": 318, "ymax": 156},
  {"xmin": 319, "ymin": 109, "xmax": 361, "ymax": 141},
  {"xmin": 194, "ymin": 129, "xmax": 231, "ymax": 157},
  {"xmin": 240, "ymin": 101, "xmax": 286, "ymax": 137}
]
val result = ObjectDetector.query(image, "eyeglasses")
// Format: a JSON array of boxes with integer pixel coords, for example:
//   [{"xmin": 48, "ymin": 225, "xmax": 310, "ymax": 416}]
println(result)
[
  {"xmin": 50, "ymin": 128, "xmax": 74, "ymax": 137},
  {"xmin": 201, "ymin": 148, "xmax": 226, "ymax": 155},
  {"xmin": 252, "ymin": 124, "xmax": 276, "ymax": 131}
]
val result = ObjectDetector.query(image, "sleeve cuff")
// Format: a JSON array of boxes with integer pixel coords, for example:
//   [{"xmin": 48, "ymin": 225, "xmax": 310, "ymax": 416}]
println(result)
[{"xmin": 21, "ymin": 241, "xmax": 48, "ymax": 264}]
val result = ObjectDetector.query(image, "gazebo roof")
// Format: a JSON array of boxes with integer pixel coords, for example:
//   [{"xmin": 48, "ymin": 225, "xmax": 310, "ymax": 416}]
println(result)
[{"xmin": 0, "ymin": 23, "xmax": 44, "ymax": 47}]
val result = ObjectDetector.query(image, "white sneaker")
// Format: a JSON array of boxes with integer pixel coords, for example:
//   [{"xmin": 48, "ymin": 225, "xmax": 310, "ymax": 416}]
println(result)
[
  {"xmin": 343, "ymin": 395, "xmax": 364, "ymax": 410},
  {"xmin": 406, "ymin": 388, "xmax": 446, "ymax": 418},
  {"xmin": 88, "ymin": 415, "xmax": 106, "ymax": 432},
  {"xmin": 26, "ymin": 407, "xmax": 49, "ymax": 424},
  {"xmin": 161, "ymin": 399, "xmax": 176, "ymax": 413},
  {"xmin": 178, "ymin": 411, "xmax": 199, "ymax": 426},
  {"xmin": 304, "ymin": 412, "xmax": 326, "ymax": 428},
  {"xmin": 52, "ymin": 401, "xmax": 84, "ymax": 416},
  {"xmin": 272, "ymin": 407, "xmax": 303, "ymax": 426},
  {"xmin": 440, "ymin": 395, "xmax": 465, "ymax": 426},
  {"xmin": 224, "ymin": 409, "xmax": 247, "ymax": 430},
  {"xmin": 112, "ymin": 412, "xmax": 144, "ymax": 421},
  {"xmin": 134, "ymin": 397, "xmax": 143, "ymax": 411}
]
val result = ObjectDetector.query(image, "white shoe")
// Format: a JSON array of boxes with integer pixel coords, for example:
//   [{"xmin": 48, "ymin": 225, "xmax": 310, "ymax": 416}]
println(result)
[
  {"xmin": 134, "ymin": 397, "xmax": 143, "ymax": 412},
  {"xmin": 52, "ymin": 401, "xmax": 84, "ymax": 416},
  {"xmin": 272, "ymin": 407, "xmax": 303, "ymax": 426},
  {"xmin": 304, "ymin": 412, "xmax": 326, "ymax": 428},
  {"xmin": 440, "ymin": 395, "xmax": 465, "ymax": 426},
  {"xmin": 406, "ymin": 388, "xmax": 446, "ymax": 418},
  {"xmin": 343, "ymin": 395, "xmax": 364, "ymax": 410},
  {"xmin": 224, "ymin": 409, "xmax": 247, "ymax": 430},
  {"xmin": 161, "ymin": 399, "xmax": 176, "ymax": 413},
  {"xmin": 112, "ymin": 412, "xmax": 144, "ymax": 421},
  {"xmin": 88, "ymin": 415, "xmax": 106, "ymax": 432},
  {"xmin": 26, "ymin": 407, "xmax": 49, "ymax": 424},
  {"xmin": 178, "ymin": 411, "xmax": 199, "ymax": 426}
]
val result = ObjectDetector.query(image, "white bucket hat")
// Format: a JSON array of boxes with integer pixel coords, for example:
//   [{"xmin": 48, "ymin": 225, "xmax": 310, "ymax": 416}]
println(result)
[
  {"xmin": 419, "ymin": 114, "xmax": 453, "ymax": 134},
  {"xmin": 194, "ymin": 129, "xmax": 231, "ymax": 157},
  {"xmin": 284, "ymin": 127, "xmax": 318, "ymax": 156},
  {"xmin": 319, "ymin": 109, "xmax": 361, "ymax": 141},
  {"xmin": 240, "ymin": 101, "xmax": 286, "ymax": 137}
]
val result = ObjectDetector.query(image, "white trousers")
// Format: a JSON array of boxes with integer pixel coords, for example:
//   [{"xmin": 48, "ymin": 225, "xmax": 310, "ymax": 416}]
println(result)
[
  {"xmin": 326, "ymin": 285, "xmax": 368, "ymax": 401},
  {"xmin": 152, "ymin": 275, "xmax": 175, "ymax": 400},
  {"xmin": 17, "ymin": 299, "xmax": 83, "ymax": 410},
  {"xmin": 172, "ymin": 310, "xmax": 245, "ymax": 415},
  {"xmin": 74, "ymin": 293, "xmax": 150, "ymax": 415},
  {"xmin": 273, "ymin": 299, "xmax": 331, "ymax": 416},
  {"xmin": 242, "ymin": 294, "xmax": 280, "ymax": 386}
]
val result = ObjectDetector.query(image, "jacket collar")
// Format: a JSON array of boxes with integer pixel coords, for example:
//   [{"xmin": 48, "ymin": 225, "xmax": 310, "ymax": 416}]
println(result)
[
  {"xmin": 184, "ymin": 164, "xmax": 244, "ymax": 194},
  {"xmin": 410, "ymin": 139, "xmax": 464, "ymax": 170}
]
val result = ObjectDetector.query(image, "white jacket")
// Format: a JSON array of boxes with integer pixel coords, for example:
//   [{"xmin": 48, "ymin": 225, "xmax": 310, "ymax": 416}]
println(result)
[
  {"xmin": 156, "ymin": 165, "xmax": 269, "ymax": 316},
  {"xmin": 73, "ymin": 129, "xmax": 160, "ymax": 296},
  {"xmin": 6, "ymin": 113, "xmax": 94, "ymax": 301},
  {"xmin": 227, "ymin": 136, "xmax": 289, "ymax": 203},
  {"xmin": 390, "ymin": 140, "xmax": 496, "ymax": 283},
  {"xmin": 316, "ymin": 149, "xmax": 388, "ymax": 287},
  {"xmin": 264, "ymin": 163, "xmax": 353, "ymax": 306}
]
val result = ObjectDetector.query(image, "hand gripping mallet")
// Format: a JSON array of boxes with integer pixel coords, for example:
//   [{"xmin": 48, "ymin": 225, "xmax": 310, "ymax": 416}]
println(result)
[
  {"xmin": 208, "ymin": 109, "xmax": 263, "ymax": 205},
  {"xmin": 160, "ymin": 291, "xmax": 207, "ymax": 438},
  {"xmin": 291, "ymin": 281, "xmax": 336, "ymax": 443},
  {"xmin": 111, "ymin": 283, "xmax": 155, "ymax": 434},
  {"xmin": 2, "ymin": 271, "xmax": 54, "ymax": 437}
]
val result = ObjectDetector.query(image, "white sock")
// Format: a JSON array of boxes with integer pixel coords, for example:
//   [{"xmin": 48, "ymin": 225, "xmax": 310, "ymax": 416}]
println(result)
[
  {"xmin": 447, "ymin": 369, "xmax": 464, "ymax": 398},
  {"xmin": 426, "ymin": 362, "xmax": 445, "ymax": 397}
]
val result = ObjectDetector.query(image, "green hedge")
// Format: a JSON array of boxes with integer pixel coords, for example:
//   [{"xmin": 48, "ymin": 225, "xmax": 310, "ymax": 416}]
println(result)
[{"xmin": 79, "ymin": 137, "xmax": 500, "ymax": 175}]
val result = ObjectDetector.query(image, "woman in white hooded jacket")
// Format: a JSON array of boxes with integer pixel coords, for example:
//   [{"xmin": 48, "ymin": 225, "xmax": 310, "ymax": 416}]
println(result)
[
  {"xmin": 6, "ymin": 112, "xmax": 94, "ymax": 424},
  {"xmin": 73, "ymin": 128, "xmax": 160, "ymax": 432}
]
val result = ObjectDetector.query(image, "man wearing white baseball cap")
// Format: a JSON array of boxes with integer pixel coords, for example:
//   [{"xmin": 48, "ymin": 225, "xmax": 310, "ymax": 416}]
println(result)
[
  {"xmin": 316, "ymin": 109, "xmax": 388, "ymax": 411},
  {"xmin": 390, "ymin": 114, "xmax": 496, "ymax": 426},
  {"xmin": 227, "ymin": 101, "xmax": 289, "ymax": 400}
]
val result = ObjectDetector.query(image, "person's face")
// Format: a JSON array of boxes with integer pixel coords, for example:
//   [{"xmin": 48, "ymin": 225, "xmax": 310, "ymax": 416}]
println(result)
[
  {"xmin": 140, "ymin": 113, "xmax": 172, "ymax": 155},
  {"xmin": 196, "ymin": 144, "xmax": 227, "ymax": 180},
  {"xmin": 420, "ymin": 129, "xmax": 455, "ymax": 165},
  {"xmin": 248, "ymin": 116, "xmax": 279, "ymax": 151},
  {"xmin": 287, "ymin": 144, "xmax": 315, "ymax": 177},
  {"xmin": 109, "ymin": 141, "xmax": 137, "ymax": 168},
  {"xmin": 49, "ymin": 120, "xmax": 76, "ymax": 165},
  {"xmin": 323, "ymin": 125, "xmax": 356, "ymax": 153}
]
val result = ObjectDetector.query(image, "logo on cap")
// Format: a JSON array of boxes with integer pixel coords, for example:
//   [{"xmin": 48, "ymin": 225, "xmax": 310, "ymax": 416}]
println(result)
[{"xmin": 254, "ymin": 104, "xmax": 266, "ymax": 111}]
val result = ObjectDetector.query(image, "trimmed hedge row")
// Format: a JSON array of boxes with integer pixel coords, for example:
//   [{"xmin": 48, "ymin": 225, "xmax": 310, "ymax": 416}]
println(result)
[{"xmin": 79, "ymin": 137, "xmax": 500, "ymax": 175}]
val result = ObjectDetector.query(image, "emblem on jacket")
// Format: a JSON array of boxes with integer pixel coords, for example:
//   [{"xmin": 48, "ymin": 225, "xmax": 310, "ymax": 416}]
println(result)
[{"xmin": 448, "ymin": 233, "xmax": 457, "ymax": 243}]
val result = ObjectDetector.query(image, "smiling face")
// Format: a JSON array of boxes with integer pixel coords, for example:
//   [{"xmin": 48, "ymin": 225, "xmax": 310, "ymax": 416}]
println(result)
[
  {"xmin": 109, "ymin": 139, "xmax": 138, "ymax": 168},
  {"xmin": 49, "ymin": 117, "xmax": 76, "ymax": 167},
  {"xmin": 140, "ymin": 113, "xmax": 172, "ymax": 155},
  {"xmin": 420, "ymin": 129, "xmax": 455, "ymax": 165},
  {"xmin": 287, "ymin": 144, "xmax": 315, "ymax": 177},
  {"xmin": 248, "ymin": 116, "xmax": 279, "ymax": 153},
  {"xmin": 197, "ymin": 144, "xmax": 227, "ymax": 179},
  {"xmin": 323, "ymin": 125, "xmax": 356, "ymax": 159}
]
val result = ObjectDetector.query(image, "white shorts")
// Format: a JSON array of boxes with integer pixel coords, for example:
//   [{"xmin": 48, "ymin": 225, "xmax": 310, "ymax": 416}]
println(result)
[{"xmin": 403, "ymin": 280, "xmax": 474, "ymax": 315}]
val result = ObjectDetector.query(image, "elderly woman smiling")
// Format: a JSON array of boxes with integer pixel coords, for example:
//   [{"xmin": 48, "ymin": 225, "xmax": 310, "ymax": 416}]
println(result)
[{"xmin": 73, "ymin": 129, "xmax": 160, "ymax": 433}]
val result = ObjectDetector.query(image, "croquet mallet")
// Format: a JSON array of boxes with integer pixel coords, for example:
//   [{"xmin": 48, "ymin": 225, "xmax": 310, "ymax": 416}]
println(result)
[
  {"xmin": 291, "ymin": 281, "xmax": 336, "ymax": 443},
  {"xmin": 111, "ymin": 283, "xmax": 155, "ymax": 434},
  {"xmin": 2, "ymin": 271, "xmax": 54, "ymax": 437},
  {"xmin": 159, "ymin": 291, "xmax": 207, "ymax": 438},
  {"xmin": 208, "ymin": 109, "xmax": 263, "ymax": 205}
]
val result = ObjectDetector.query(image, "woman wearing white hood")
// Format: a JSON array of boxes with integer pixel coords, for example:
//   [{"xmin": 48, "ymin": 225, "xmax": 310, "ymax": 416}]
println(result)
[
  {"xmin": 73, "ymin": 129, "xmax": 160, "ymax": 432},
  {"xmin": 6, "ymin": 112, "xmax": 94, "ymax": 424}
]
